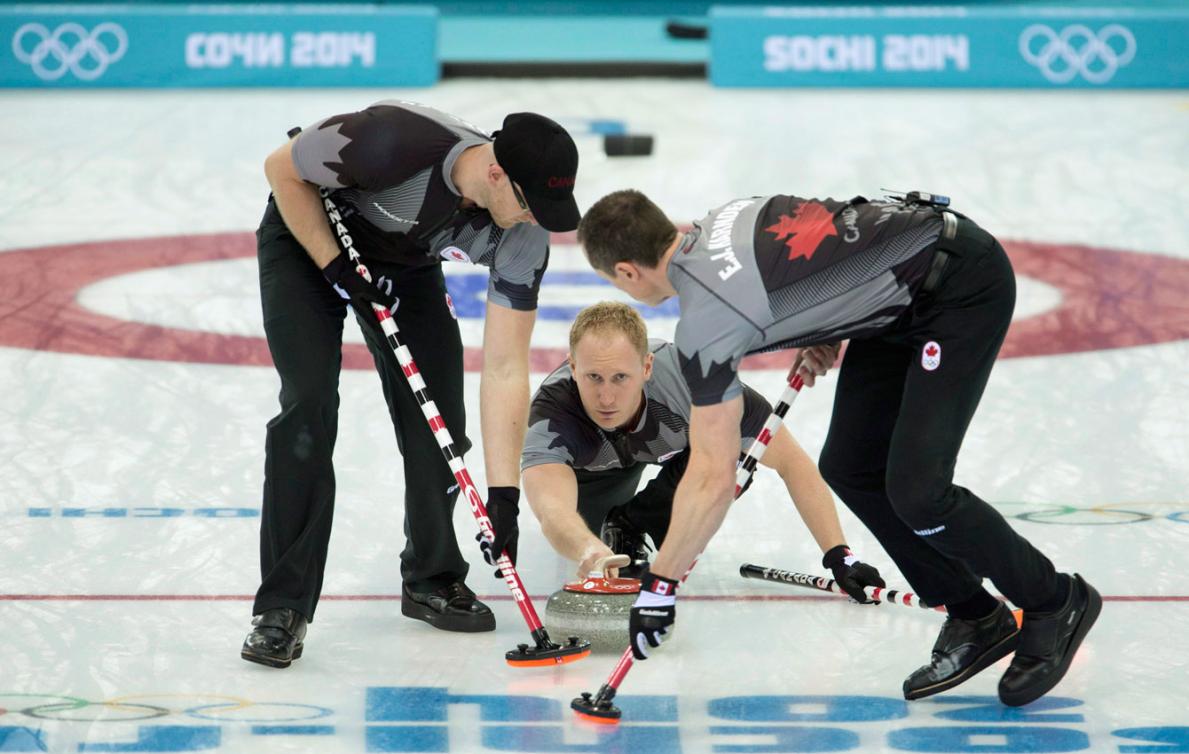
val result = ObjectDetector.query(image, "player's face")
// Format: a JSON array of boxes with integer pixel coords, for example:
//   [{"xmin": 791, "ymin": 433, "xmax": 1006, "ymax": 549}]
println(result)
[{"xmin": 570, "ymin": 332, "xmax": 653, "ymax": 431}]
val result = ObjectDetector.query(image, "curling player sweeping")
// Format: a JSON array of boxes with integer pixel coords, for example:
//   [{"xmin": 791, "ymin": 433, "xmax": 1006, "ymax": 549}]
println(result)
[
  {"xmin": 243, "ymin": 99, "xmax": 589, "ymax": 669},
  {"xmin": 570, "ymin": 187, "xmax": 1100, "ymax": 719}
]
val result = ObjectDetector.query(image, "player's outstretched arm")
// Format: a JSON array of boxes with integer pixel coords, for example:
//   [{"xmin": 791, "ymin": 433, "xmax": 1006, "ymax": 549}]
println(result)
[
  {"xmin": 759, "ymin": 425, "xmax": 846, "ymax": 552},
  {"xmin": 759, "ymin": 424, "xmax": 886, "ymax": 603},
  {"xmin": 524, "ymin": 463, "xmax": 617, "ymax": 579},
  {"xmin": 649, "ymin": 396, "xmax": 743, "ymax": 581}
]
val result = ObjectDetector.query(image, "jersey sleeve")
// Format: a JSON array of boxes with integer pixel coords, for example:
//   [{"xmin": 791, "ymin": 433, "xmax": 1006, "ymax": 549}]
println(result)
[
  {"xmin": 738, "ymin": 383, "xmax": 774, "ymax": 445},
  {"xmin": 521, "ymin": 417, "xmax": 576, "ymax": 470},
  {"xmin": 487, "ymin": 224, "xmax": 550, "ymax": 311},
  {"xmin": 291, "ymin": 105, "xmax": 456, "ymax": 190},
  {"xmin": 521, "ymin": 378, "xmax": 593, "ymax": 471},
  {"xmin": 674, "ymin": 302, "xmax": 760, "ymax": 406}
]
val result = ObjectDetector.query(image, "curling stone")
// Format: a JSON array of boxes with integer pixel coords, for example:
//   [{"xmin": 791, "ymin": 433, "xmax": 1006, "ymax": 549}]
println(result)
[
  {"xmin": 544, "ymin": 555, "xmax": 659, "ymax": 652},
  {"xmin": 603, "ymin": 134, "xmax": 654, "ymax": 157}
]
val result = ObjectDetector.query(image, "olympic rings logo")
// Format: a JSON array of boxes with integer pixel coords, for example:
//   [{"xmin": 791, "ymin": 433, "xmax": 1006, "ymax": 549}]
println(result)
[
  {"xmin": 0, "ymin": 693, "xmax": 331, "ymax": 723},
  {"xmin": 1018, "ymin": 23, "xmax": 1136, "ymax": 84},
  {"xmin": 1003, "ymin": 502, "xmax": 1189, "ymax": 526},
  {"xmin": 11, "ymin": 22, "xmax": 128, "ymax": 82}
]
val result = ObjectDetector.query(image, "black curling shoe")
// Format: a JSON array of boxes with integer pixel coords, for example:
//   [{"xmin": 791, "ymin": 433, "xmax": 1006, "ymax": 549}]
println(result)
[
  {"xmin": 999, "ymin": 574, "xmax": 1101, "ymax": 707},
  {"xmin": 241, "ymin": 608, "xmax": 307, "ymax": 669},
  {"xmin": 904, "ymin": 602, "xmax": 1020, "ymax": 700},
  {"xmin": 401, "ymin": 581, "xmax": 495, "ymax": 633}
]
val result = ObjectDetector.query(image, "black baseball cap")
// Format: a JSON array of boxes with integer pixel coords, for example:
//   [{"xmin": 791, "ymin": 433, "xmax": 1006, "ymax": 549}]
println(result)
[{"xmin": 493, "ymin": 113, "xmax": 580, "ymax": 232}]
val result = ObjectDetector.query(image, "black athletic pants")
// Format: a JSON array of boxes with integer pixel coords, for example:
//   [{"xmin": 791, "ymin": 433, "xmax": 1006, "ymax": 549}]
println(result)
[
  {"xmin": 818, "ymin": 216, "xmax": 1060, "ymax": 610},
  {"xmin": 572, "ymin": 451, "xmax": 690, "ymax": 548},
  {"xmin": 254, "ymin": 200, "xmax": 471, "ymax": 621}
]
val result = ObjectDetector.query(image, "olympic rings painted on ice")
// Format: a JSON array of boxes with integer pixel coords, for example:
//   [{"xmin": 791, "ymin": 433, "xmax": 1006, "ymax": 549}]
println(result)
[
  {"xmin": 1018, "ymin": 23, "xmax": 1136, "ymax": 84},
  {"xmin": 11, "ymin": 22, "xmax": 128, "ymax": 82},
  {"xmin": 1006, "ymin": 503, "xmax": 1189, "ymax": 526},
  {"xmin": 25, "ymin": 702, "xmax": 170, "ymax": 722},
  {"xmin": 0, "ymin": 693, "xmax": 331, "ymax": 723},
  {"xmin": 186, "ymin": 702, "xmax": 333, "ymax": 722}
]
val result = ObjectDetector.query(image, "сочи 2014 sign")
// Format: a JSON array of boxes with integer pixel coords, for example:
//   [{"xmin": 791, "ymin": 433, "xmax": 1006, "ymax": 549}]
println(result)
[{"xmin": 184, "ymin": 31, "xmax": 376, "ymax": 69}]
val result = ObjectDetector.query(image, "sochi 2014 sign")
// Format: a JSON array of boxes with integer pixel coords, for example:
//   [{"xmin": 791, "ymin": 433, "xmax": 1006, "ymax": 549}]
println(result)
[
  {"xmin": 1, "ymin": 4, "xmax": 437, "ymax": 87},
  {"xmin": 710, "ymin": 5, "xmax": 1189, "ymax": 88}
]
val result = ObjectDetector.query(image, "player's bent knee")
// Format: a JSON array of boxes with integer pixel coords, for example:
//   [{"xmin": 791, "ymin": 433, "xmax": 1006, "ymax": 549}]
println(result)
[{"xmin": 885, "ymin": 467, "xmax": 950, "ymax": 528}]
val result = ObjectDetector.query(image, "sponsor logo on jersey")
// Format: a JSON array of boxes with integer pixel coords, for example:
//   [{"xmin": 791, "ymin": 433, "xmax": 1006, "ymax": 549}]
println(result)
[
  {"xmin": 921, "ymin": 341, "xmax": 941, "ymax": 371},
  {"xmin": 766, "ymin": 201, "xmax": 839, "ymax": 262},
  {"xmin": 444, "ymin": 292, "xmax": 458, "ymax": 320},
  {"xmin": 371, "ymin": 202, "xmax": 419, "ymax": 226},
  {"xmin": 841, "ymin": 205, "xmax": 860, "ymax": 242},
  {"xmin": 440, "ymin": 246, "xmax": 471, "ymax": 263}
]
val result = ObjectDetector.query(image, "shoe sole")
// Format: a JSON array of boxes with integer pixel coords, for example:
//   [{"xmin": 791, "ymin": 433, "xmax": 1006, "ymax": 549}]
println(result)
[
  {"xmin": 241, "ymin": 642, "xmax": 303, "ymax": 669},
  {"xmin": 401, "ymin": 599, "xmax": 496, "ymax": 633},
  {"xmin": 904, "ymin": 627, "xmax": 1021, "ymax": 701},
  {"xmin": 999, "ymin": 578, "xmax": 1102, "ymax": 707}
]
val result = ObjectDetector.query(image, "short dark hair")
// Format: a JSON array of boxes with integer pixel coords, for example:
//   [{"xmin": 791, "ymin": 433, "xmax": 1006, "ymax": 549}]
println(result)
[{"xmin": 577, "ymin": 189, "xmax": 677, "ymax": 274}]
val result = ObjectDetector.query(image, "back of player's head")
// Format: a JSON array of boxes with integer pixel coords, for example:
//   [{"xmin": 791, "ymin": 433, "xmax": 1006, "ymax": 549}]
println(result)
[
  {"xmin": 569, "ymin": 301, "xmax": 648, "ymax": 359},
  {"xmin": 578, "ymin": 189, "xmax": 676, "ymax": 274}
]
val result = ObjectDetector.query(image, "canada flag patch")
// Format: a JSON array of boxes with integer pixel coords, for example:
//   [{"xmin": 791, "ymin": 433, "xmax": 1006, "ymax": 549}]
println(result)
[
  {"xmin": 440, "ymin": 246, "xmax": 472, "ymax": 264},
  {"xmin": 921, "ymin": 341, "xmax": 941, "ymax": 371}
]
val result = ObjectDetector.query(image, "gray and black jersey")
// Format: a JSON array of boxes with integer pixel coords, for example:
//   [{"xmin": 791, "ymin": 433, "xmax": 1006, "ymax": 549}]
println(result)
[
  {"xmin": 291, "ymin": 100, "xmax": 548, "ymax": 311},
  {"xmin": 671, "ymin": 195, "xmax": 944, "ymax": 405},
  {"xmin": 521, "ymin": 340, "xmax": 772, "ymax": 473}
]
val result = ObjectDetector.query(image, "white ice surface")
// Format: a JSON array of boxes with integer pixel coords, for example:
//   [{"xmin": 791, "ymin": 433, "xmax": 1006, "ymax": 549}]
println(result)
[{"xmin": 1, "ymin": 81, "xmax": 1187, "ymax": 753}]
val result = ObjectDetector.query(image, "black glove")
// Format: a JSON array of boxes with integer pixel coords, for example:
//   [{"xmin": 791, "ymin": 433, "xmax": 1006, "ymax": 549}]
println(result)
[
  {"xmin": 629, "ymin": 570, "xmax": 679, "ymax": 660},
  {"xmin": 476, "ymin": 486, "xmax": 519, "ymax": 575},
  {"xmin": 321, "ymin": 252, "xmax": 399, "ymax": 323},
  {"xmin": 823, "ymin": 544, "xmax": 886, "ymax": 604}
]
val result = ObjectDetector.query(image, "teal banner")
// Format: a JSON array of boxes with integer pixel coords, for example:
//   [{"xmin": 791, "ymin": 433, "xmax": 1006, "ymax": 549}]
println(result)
[
  {"xmin": 710, "ymin": 5, "xmax": 1189, "ymax": 88},
  {"xmin": 2, "ymin": 4, "xmax": 438, "ymax": 87}
]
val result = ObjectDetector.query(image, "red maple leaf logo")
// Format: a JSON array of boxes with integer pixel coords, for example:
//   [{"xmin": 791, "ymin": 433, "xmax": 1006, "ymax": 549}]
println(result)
[
  {"xmin": 925, "ymin": 344, "xmax": 939, "ymax": 357},
  {"xmin": 765, "ymin": 202, "xmax": 838, "ymax": 261}
]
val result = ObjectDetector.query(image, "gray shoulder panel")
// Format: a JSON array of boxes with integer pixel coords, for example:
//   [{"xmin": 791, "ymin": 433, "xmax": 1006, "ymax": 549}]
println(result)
[
  {"xmin": 485, "ymin": 224, "xmax": 550, "ymax": 311},
  {"xmin": 291, "ymin": 116, "xmax": 350, "ymax": 188}
]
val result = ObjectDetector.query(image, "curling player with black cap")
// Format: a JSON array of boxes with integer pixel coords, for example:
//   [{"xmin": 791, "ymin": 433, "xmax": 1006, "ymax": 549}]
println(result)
[{"xmin": 244, "ymin": 100, "xmax": 585, "ymax": 668}]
